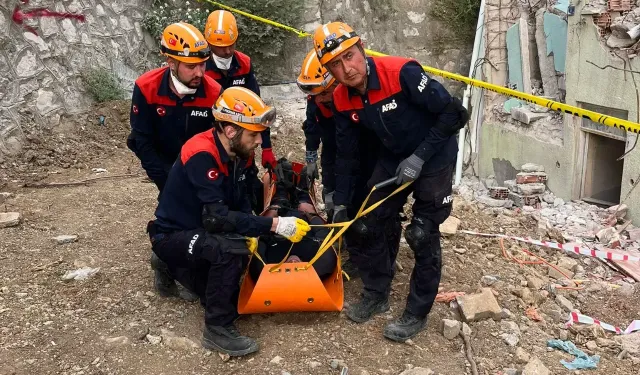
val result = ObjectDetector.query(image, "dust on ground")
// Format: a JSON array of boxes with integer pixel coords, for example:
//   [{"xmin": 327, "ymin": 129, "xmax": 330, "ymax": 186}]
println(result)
[{"xmin": 0, "ymin": 100, "xmax": 639, "ymax": 375}]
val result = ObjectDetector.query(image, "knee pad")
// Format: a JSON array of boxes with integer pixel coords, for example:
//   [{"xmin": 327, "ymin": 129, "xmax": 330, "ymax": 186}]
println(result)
[{"xmin": 405, "ymin": 217, "xmax": 433, "ymax": 252}]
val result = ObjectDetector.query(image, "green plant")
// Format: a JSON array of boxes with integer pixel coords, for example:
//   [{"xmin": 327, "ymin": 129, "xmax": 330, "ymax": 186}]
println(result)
[
  {"xmin": 141, "ymin": 0, "xmax": 303, "ymax": 78},
  {"xmin": 430, "ymin": 0, "xmax": 481, "ymax": 44},
  {"xmin": 82, "ymin": 68, "xmax": 125, "ymax": 103}
]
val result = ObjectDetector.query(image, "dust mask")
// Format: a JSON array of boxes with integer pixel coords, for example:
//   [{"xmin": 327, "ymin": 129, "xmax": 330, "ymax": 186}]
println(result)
[
  {"xmin": 170, "ymin": 70, "xmax": 197, "ymax": 95},
  {"xmin": 213, "ymin": 54, "xmax": 233, "ymax": 70}
]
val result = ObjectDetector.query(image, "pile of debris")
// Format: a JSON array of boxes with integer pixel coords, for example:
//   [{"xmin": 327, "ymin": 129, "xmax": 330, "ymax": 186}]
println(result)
[{"xmin": 587, "ymin": 0, "xmax": 640, "ymax": 52}]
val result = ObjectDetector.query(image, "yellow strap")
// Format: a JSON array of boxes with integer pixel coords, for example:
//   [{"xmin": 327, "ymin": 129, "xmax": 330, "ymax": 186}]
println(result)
[
  {"xmin": 267, "ymin": 242, "xmax": 294, "ymax": 273},
  {"xmin": 304, "ymin": 181, "xmax": 412, "ymax": 270},
  {"xmin": 196, "ymin": 0, "xmax": 640, "ymax": 134}
]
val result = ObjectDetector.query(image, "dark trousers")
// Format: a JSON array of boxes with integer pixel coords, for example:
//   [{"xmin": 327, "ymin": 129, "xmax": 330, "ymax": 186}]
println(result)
[
  {"xmin": 355, "ymin": 160, "xmax": 454, "ymax": 318},
  {"xmin": 248, "ymin": 216, "xmax": 336, "ymax": 281},
  {"xmin": 247, "ymin": 162, "xmax": 264, "ymax": 214},
  {"xmin": 150, "ymin": 227, "xmax": 245, "ymax": 326}
]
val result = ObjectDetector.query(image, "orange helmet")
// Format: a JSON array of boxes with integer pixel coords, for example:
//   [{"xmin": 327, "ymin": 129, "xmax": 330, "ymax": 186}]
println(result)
[
  {"xmin": 213, "ymin": 87, "xmax": 276, "ymax": 132},
  {"xmin": 297, "ymin": 49, "xmax": 336, "ymax": 95},
  {"xmin": 160, "ymin": 22, "xmax": 210, "ymax": 64},
  {"xmin": 204, "ymin": 10, "xmax": 239, "ymax": 47},
  {"xmin": 313, "ymin": 22, "xmax": 360, "ymax": 65}
]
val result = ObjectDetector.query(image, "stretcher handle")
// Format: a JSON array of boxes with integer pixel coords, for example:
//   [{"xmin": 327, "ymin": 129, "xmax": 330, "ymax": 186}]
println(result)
[{"xmin": 374, "ymin": 177, "xmax": 398, "ymax": 190}]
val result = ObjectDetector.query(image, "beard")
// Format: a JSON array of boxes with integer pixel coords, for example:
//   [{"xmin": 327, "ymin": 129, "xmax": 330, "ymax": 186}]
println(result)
[{"xmin": 229, "ymin": 130, "xmax": 253, "ymax": 159}]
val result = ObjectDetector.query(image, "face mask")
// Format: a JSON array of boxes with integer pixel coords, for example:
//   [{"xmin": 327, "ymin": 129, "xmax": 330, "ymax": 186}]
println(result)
[
  {"xmin": 170, "ymin": 70, "xmax": 197, "ymax": 95},
  {"xmin": 213, "ymin": 54, "xmax": 233, "ymax": 70}
]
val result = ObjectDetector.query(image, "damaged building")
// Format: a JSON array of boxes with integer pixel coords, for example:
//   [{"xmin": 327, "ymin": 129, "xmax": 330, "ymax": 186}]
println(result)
[{"xmin": 468, "ymin": 0, "xmax": 640, "ymax": 223}]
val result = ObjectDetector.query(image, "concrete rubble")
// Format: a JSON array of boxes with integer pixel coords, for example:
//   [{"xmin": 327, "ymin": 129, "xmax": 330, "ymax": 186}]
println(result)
[{"xmin": 456, "ymin": 288, "xmax": 503, "ymax": 322}]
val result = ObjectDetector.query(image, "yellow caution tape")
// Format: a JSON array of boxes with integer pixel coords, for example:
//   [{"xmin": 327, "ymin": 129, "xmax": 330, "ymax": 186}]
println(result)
[{"xmin": 197, "ymin": 0, "xmax": 640, "ymax": 133}]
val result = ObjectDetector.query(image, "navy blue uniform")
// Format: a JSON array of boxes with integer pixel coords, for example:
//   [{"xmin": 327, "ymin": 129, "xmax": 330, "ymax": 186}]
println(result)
[
  {"xmin": 302, "ymin": 97, "xmax": 338, "ymax": 192},
  {"xmin": 127, "ymin": 67, "xmax": 222, "ymax": 192},
  {"xmin": 332, "ymin": 56, "xmax": 463, "ymax": 318},
  {"xmin": 150, "ymin": 130, "xmax": 273, "ymax": 326}
]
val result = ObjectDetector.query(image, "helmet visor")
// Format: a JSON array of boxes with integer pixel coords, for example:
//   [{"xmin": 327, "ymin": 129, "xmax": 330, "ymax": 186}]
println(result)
[
  {"xmin": 214, "ymin": 106, "xmax": 277, "ymax": 128},
  {"xmin": 296, "ymin": 73, "xmax": 335, "ymax": 95}
]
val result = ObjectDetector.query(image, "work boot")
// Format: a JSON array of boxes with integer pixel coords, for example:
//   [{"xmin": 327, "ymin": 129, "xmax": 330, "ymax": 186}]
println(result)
[
  {"xmin": 383, "ymin": 310, "xmax": 427, "ymax": 342},
  {"xmin": 202, "ymin": 324, "xmax": 259, "ymax": 356},
  {"xmin": 345, "ymin": 294, "xmax": 389, "ymax": 323},
  {"xmin": 176, "ymin": 283, "xmax": 200, "ymax": 302},
  {"xmin": 150, "ymin": 253, "xmax": 178, "ymax": 298}
]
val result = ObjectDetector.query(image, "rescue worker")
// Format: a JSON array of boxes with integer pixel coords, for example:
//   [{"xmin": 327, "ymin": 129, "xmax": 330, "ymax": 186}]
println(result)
[
  {"xmin": 297, "ymin": 49, "xmax": 381, "ymax": 278},
  {"xmin": 148, "ymin": 87, "xmax": 311, "ymax": 356},
  {"xmin": 203, "ymin": 10, "xmax": 277, "ymax": 171},
  {"xmin": 313, "ymin": 22, "xmax": 468, "ymax": 342},
  {"xmin": 127, "ymin": 22, "xmax": 222, "ymax": 194},
  {"xmin": 127, "ymin": 22, "xmax": 222, "ymax": 301}
]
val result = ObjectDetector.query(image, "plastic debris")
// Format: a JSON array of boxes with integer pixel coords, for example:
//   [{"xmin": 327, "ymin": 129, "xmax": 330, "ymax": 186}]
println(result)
[
  {"xmin": 435, "ymin": 291, "xmax": 465, "ymax": 303},
  {"xmin": 92, "ymin": 168, "xmax": 108, "ymax": 173},
  {"xmin": 547, "ymin": 339, "xmax": 600, "ymax": 370}
]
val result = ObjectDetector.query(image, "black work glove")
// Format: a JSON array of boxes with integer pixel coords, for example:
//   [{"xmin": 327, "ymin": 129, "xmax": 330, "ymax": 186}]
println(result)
[
  {"xmin": 395, "ymin": 154, "xmax": 424, "ymax": 185},
  {"xmin": 307, "ymin": 161, "xmax": 319, "ymax": 180}
]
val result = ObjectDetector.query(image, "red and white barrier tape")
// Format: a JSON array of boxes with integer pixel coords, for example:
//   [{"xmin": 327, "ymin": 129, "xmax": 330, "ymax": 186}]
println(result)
[
  {"xmin": 565, "ymin": 311, "xmax": 640, "ymax": 335},
  {"xmin": 459, "ymin": 230, "xmax": 640, "ymax": 262}
]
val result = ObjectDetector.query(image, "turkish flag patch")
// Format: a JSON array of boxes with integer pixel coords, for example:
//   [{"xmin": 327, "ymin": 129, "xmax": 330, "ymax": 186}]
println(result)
[
  {"xmin": 169, "ymin": 38, "xmax": 177, "ymax": 46},
  {"xmin": 350, "ymin": 111, "xmax": 360, "ymax": 123},
  {"xmin": 207, "ymin": 168, "xmax": 220, "ymax": 181},
  {"xmin": 157, "ymin": 106, "xmax": 166, "ymax": 116},
  {"xmin": 132, "ymin": 104, "xmax": 139, "ymax": 114}
]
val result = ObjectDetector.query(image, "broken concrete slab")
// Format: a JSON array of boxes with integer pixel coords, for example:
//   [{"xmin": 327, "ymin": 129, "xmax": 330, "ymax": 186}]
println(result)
[
  {"xmin": 0, "ymin": 212, "xmax": 21, "ymax": 228},
  {"xmin": 522, "ymin": 357, "xmax": 550, "ymax": 375},
  {"xmin": 439, "ymin": 216, "xmax": 461, "ymax": 236},
  {"xmin": 607, "ymin": 35, "xmax": 637, "ymax": 48},
  {"xmin": 456, "ymin": 288, "xmax": 503, "ymax": 322},
  {"xmin": 548, "ymin": 264, "xmax": 574, "ymax": 280},
  {"xmin": 477, "ymin": 195, "xmax": 511, "ymax": 208},
  {"xmin": 628, "ymin": 228, "xmax": 640, "ymax": 242},
  {"xmin": 521, "ymin": 163, "xmax": 545, "ymax": 173},
  {"xmin": 442, "ymin": 319, "xmax": 461, "ymax": 340},
  {"xmin": 503, "ymin": 98, "xmax": 523, "ymax": 114},
  {"xmin": 557, "ymin": 256, "xmax": 578, "ymax": 271},
  {"xmin": 536, "ymin": 9, "xmax": 560, "ymax": 99},
  {"xmin": 555, "ymin": 295, "xmax": 575, "ymax": 312},
  {"xmin": 527, "ymin": 275, "xmax": 546, "ymax": 290},
  {"xmin": 543, "ymin": 11, "xmax": 568, "ymax": 73},
  {"xmin": 607, "ymin": 204, "xmax": 628, "ymax": 218},
  {"xmin": 618, "ymin": 332, "xmax": 640, "ymax": 355},
  {"xmin": 511, "ymin": 107, "xmax": 550, "ymax": 125},
  {"xmin": 596, "ymin": 227, "xmax": 620, "ymax": 244}
]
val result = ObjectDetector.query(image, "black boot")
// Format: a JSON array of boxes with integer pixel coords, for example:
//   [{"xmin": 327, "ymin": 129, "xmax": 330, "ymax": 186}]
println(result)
[
  {"xmin": 202, "ymin": 324, "xmax": 259, "ymax": 356},
  {"xmin": 150, "ymin": 253, "xmax": 178, "ymax": 297},
  {"xmin": 383, "ymin": 310, "xmax": 427, "ymax": 342},
  {"xmin": 345, "ymin": 294, "xmax": 389, "ymax": 323},
  {"xmin": 341, "ymin": 256, "xmax": 360, "ymax": 281}
]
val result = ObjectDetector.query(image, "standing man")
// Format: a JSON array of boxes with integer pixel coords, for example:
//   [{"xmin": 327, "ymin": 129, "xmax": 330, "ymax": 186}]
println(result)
[
  {"xmin": 149, "ymin": 87, "xmax": 311, "ymax": 356},
  {"xmin": 127, "ymin": 22, "xmax": 222, "ymax": 194},
  {"xmin": 313, "ymin": 22, "xmax": 468, "ymax": 342},
  {"xmin": 296, "ymin": 49, "xmax": 380, "ymax": 277},
  {"xmin": 203, "ymin": 10, "xmax": 277, "ymax": 171}
]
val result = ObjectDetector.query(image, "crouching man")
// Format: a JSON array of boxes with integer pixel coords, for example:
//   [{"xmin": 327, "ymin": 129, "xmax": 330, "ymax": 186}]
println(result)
[{"xmin": 147, "ymin": 87, "xmax": 311, "ymax": 356}]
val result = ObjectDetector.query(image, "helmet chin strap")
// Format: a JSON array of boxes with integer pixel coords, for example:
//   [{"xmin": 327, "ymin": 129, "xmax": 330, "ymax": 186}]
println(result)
[{"xmin": 170, "ymin": 65, "xmax": 197, "ymax": 95}]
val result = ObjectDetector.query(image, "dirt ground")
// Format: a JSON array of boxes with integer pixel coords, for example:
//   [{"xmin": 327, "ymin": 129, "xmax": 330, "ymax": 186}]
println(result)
[{"xmin": 1, "ymin": 100, "xmax": 639, "ymax": 375}]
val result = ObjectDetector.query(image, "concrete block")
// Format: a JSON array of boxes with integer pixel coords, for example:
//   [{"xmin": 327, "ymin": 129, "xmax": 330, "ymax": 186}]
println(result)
[
  {"xmin": 440, "ymin": 216, "xmax": 461, "ymax": 236},
  {"xmin": 522, "ymin": 357, "xmax": 550, "ymax": 375},
  {"xmin": 504, "ymin": 179, "xmax": 517, "ymax": 192},
  {"xmin": 477, "ymin": 195, "xmax": 510, "ymax": 208},
  {"xmin": 442, "ymin": 319, "xmax": 461, "ymax": 340},
  {"xmin": 503, "ymin": 98, "xmax": 523, "ymax": 114},
  {"xmin": 607, "ymin": 35, "xmax": 637, "ymax": 48},
  {"xmin": 0, "ymin": 212, "xmax": 21, "ymax": 228},
  {"xmin": 521, "ymin": 163, "xmax": 545, "ymax": 172},
  {"xmin": 607, "ymin": 204, "xmax": 628, "ymax": 218},
  {"xmin": 628, "ymin": 228, "xmax": 640, "ymax": 242},
  {"xmin": 456, "ymin": 288, "xmax": 503, "ymax": 322},
  {"xmin": 517, "ymin": 183, "xmax": 546, "ymax": 195},
  {"xmin": 511, "ymin": 107, "xmax": 549, "ymax": 124},
  {"xmin": 53, "ymin": 235, "xmax": 78, "ymax": 244}
]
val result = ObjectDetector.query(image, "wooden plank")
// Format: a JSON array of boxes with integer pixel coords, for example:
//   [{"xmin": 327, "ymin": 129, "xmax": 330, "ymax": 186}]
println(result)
[{"xmin": 608, "ymin": 248, "xmax": 640, "ymax": 281}]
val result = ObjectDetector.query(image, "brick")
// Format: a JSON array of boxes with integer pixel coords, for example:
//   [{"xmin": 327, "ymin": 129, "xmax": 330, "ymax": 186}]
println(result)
[
  {"xmin": 0, "ymin": 212, "xmax": 21, "ymax": 228},
  {"xmin": 509, "ymin": 192, "xmax": 541, "ymax": 208},
  {"xmin": 516, "ymin": 172, "xmax": 548, "ymax": 184},
  {"xmin": 456, "ymin": 288, "xmax": 503, "ymax": 322},
  {"xmin": 489, "ymin": 187, "xmax": 509, "ymax": 200}
]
